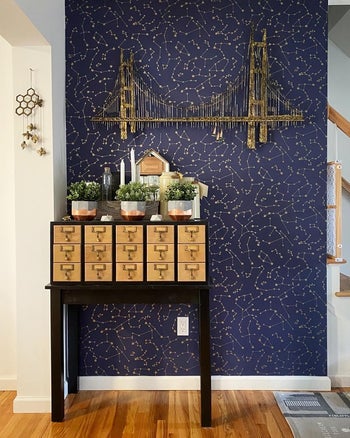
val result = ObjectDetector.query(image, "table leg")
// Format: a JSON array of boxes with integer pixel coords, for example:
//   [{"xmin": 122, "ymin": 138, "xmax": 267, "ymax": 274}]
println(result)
[
  {"xmin": 67, "ymin": 305, "xmax": 80, "ymax": 393},
  {"xmin": 199, "ymin": 289, "xmax": 211, "ymax": 427},
  {"xmin": 50, "ymin": 288, "xmax": 65, "ymax": 421}
]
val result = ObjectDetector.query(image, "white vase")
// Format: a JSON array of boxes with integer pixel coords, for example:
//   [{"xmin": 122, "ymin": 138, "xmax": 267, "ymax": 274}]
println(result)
[
  {"xmin": 167, "ymin": 200, "xmax": 192, "ymax": 221},
  {"xmin": 120, "ymin": 201, "xmax": 146, "ymax": 221},
  {"xmin": 71, "ymin": 200, "xmax": 97, "ymax": 221}
]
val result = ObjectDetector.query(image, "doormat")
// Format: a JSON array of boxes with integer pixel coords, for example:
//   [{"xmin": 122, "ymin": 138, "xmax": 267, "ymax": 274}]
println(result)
[{"xmin": 274, "ymin": 392, "xmax": 350, "ymax": 437}]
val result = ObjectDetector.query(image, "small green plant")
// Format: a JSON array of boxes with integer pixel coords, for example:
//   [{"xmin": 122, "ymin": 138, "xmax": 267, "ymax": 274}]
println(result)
[
  {"xmin": 164, "ymin": 181, "xmax": 197, "ymax": 201},
  {"xmin": 67, "ymin": 180, "xmax": 101, "ymax": 201},
  {"xmin": 116, "ymin": 181, "xmax": 154, "ymax": 201}
]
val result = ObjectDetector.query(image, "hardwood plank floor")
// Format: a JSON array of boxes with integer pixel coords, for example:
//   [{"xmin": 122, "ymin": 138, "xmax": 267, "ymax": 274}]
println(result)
[{"xmin": 0, "ymin": 388, "xmax": 332, "ymax": 437}]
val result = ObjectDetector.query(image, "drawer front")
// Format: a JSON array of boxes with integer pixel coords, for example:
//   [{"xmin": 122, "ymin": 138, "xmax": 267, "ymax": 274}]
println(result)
[
  {"xmin": 53, "ymin": 244, "xmax": 81, "ymax": 262},
  {"xmin": 147, "ymin": 263, "xmax": 175, "ymax": 281},
  {"xmin": 85, "ymin": 244, "xmax": 112, "ymax": 262},
  {"xmin": 116, "ymin": 225, "xmax": 143, "ymax": 243},
  {"xmin": 116, "ymin": 244, "xmax": 143, "ymax": 262},
  {"xmin": 178, "ymin": 263, "xmax": 206, "ymax": 282},
  {"xmin": 54, "ymin": 225, "xmax": 81, "ymax": 243},
  {"xmin": 147, "ymin": 225, "xmax": 174, "ymax": 243},
  {"xmin": 85, "ymin": 225, "xmax": 112, "ymax": 243},
  {"xmin": 177, "ymin": 243, "xmax": 206, "ymax": 263},
  {"xmin": 147, "ymin": 243, "xmax": 174, "ymax": 262},
  {"xmin": 85, "ymin": 263, "xmax": 112, "ymax": 281},
  {"xmin": 177, "ymin": 225, "xmax": 205, "ymax": 243},
  {"xmin": 53, "ymin": 263, "xmax": 81, "ymax": 282},
  {"xmin": 116, "ymin": 263, "xmax": 143, "ymax": 281}
]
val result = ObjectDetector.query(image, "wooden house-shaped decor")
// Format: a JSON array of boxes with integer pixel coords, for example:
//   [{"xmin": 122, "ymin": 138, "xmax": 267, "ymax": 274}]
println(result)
[{"xmin": 136, "ymin": 149, "xmax": 169, "ymax": 186}]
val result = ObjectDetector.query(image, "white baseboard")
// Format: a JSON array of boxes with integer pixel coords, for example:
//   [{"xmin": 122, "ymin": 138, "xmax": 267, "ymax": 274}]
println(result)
[
  {"xmin": 7, "ymin": 375, "xmax": 333, "ymax": 414},
  {"xmin": 79, "ymin": 375, "xmax": 332, "ymax": 391},
  {"xmin": 13, "ymin": 396, "xmax": 51, "ymax": 413},
  {"xmin": 329, "ymin": 375, "xmax": 350, "ymax": 387},
  {"xmin": 0, "ymin": 376, "xmax": 17, "ymax": 390}
]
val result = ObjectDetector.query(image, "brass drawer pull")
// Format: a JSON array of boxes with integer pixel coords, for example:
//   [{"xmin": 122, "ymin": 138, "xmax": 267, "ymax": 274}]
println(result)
[
  {"xmin": 60, "ymin": 245, "xmax": 74, "ymax": 261},
  {"xmin": 154, "ymin": 244, "xmax": 168, "ymax": 260},
  {"xmin": 185, "ymin": 226, "xmax": 199, "ymax": 241},
  {"xmin": 123, "ymin": 244, "xmax": 137, "ymax": 260},
  {"xmin": 60, "ymin": 226, "xmax": 75, "ymax": 242},
  {"xmin": 123, "ymin": 226, "xmax": 137, "ymax": 242},
  {"xmin": 154, "ymin": 226, "xmax": 168, "ymax": 242},
  {"xmin": 185, "ymin": 245, "xmax": 199, "ymax": 260},
  {"xmin": 154, "ymin": 263, "xmax": 168, "ymax": 279},
  {"xmin": 92, "ymin": 245, "xmax": 106, "ymax": 260},
  {"xmin": 185, "ymin": 263, "xmax": 199, "ymax": 280},
  {"xmin": 123, "ymin": 263, "xmax": 137, "ymax": 279},
  {"xmin": 60, "ymin": 263, "xmax": 75, "ymax": 280},
  {"xmin": 92, "ymin": 226, "xmax": 106, "ymax": 242},
  {"xmin": 92, "ymin": 263, "xmax": 106, "ymax": 279}
]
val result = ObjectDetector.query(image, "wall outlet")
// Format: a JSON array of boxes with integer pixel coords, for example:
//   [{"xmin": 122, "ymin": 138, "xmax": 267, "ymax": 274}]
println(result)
[{"xmin": 177, "ymin": 316, "xmax": 189, "ymax": 336}]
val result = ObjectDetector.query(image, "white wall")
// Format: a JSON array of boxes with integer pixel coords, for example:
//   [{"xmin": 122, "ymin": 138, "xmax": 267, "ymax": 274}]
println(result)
[
  {"xmin": 327, "ymin": 39, "xmax": 350, "ymax": 386},
  {"xmin": 0, "ymin": 0, "xmax": 66, "ymax": 412},
  {"xmin": 0, "ymin": 35, "xmax": 16, "ymax": 390}
]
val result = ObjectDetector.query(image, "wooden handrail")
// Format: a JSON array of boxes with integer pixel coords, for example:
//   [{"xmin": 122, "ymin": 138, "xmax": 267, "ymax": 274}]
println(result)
[
  {"xmin": 343, "ymin": 177, "xmax": 350, "ymax": 195},
  {"xmin": 328, "ymin": 104, "xmax": 350, "ymax": 138}
]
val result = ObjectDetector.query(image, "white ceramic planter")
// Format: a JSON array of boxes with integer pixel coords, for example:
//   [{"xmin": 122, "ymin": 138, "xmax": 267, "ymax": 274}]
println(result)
[
  {"xmin": 167, "ymin": 200, "xmax": 192, "ymax": 221},
  {"xmin": 71, "ymin": 200, "xmax": 97, "ymax": 221},
  {"xmin": 120, "ymin": 201, "xmax": 146, "ymax": 221}
]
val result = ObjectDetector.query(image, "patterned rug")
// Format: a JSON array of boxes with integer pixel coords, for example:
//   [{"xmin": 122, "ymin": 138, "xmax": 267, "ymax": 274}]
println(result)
[{"xmin": 274, "ymin": 392, "xmax": 350, "ymax": 437}]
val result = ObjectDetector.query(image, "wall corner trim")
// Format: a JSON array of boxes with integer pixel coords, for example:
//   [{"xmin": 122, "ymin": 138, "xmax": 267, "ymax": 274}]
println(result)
[
  {"xmin": 0, "ymin": 376, "xmax": 17, "ymax": 391},
  {"xmin": 13, "ymin": 396, "xmax": 51, "ymax": 413}
]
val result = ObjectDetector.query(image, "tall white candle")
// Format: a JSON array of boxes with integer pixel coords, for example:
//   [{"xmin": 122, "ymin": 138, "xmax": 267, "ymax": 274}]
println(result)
[
  {"xmin": 130, "ymin": 147, "xmax": 136, "ymax": 182},
  {"xmin": 120, "ymin": 159, "xmax": 125, "ymax": 186}
]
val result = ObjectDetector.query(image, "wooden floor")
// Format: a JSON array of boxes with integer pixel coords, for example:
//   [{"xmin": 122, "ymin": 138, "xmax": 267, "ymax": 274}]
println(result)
[{"xmin": 0, "ymin": 389, "xmax": 296, "ymax": 438}]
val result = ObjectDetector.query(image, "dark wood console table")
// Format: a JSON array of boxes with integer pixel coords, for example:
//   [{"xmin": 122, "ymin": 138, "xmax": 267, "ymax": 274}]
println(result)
[{"xmin": 46, "ymin": 283, "xmax": 211, "ymax": 427}]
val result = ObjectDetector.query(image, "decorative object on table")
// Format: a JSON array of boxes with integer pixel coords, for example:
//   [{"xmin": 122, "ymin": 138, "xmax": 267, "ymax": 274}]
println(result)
[
  {"xmin": 136, "ymin": 149, "xmax": 170, "ymax": 193},
  {"xmin": 91, "ymin": 27, "xmax": 304, "ymax": 149},
  {"xmin": 101, "ymin": 166, "xmax": 113, "ymax": 200},
  {"xmin": 66, "ymin": 180, "xmax": 101, "ymax": 220},
  {"xmin": 116, "ymin": 181, "xmax": 156, "ymax": 221},
  {"xmin": 15, "ymin": 68, "xmax": 46, "ymax": 156},
  {"xmin": 164, "ymin": 181, "xmax": 197, "ymax": 221},
  {"xmin": 159, "ymin": 171, "xmax": 182, "ymax": 220}
]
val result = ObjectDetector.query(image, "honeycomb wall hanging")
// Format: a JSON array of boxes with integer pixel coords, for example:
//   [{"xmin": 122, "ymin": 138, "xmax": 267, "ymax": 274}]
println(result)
[{"xmin": 15, "ymin": 68, "xmax": 46, "ymax": 156}]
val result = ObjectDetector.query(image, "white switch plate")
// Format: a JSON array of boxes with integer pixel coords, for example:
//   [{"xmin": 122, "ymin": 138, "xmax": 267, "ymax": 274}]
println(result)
[{"xmin": 177, "ymin": 316, "xmax": 189, "ymax": 336}]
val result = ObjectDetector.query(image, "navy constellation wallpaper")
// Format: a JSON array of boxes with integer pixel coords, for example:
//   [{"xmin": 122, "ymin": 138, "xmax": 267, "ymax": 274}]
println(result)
[{"xmin": 65, "ymin": 0, "xmax": 328, "ymax": 376}]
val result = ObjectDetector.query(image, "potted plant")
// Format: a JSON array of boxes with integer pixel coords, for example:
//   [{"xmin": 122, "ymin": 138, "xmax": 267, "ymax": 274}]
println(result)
[
  {"xmin": 116, "ymin": 181, "xmax": 153, "ymax": 220},
  {"xmin": 164, "ymin": 181, "xmax": 197, "ymax": 221},
  {"xmin": 67, "ymin": 180, "xmax": 101, "ymax": 220}
]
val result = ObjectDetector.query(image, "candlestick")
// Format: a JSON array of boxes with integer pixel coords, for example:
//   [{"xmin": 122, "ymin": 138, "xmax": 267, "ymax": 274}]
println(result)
[
  {"xmin": 130, "ymin": 147, "xmax": 136, "ymax": 182},
  {"xmin": 120, "ymin": 159, "xmax": 125, "ymax": 186}
]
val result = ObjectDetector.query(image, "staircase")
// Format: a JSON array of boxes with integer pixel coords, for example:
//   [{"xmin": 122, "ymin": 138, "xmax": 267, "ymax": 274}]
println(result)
[{"xmin": 328, "ymin": 104, "xmax": 350, "ymax": 296}]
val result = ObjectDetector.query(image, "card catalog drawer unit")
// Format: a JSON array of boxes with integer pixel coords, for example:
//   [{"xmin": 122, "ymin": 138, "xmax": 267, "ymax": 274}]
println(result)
[
  {"xmin": 178, "ymin": 244, "xmax": 206, "ymax": 263},
  {"xmin": 85, "ymin": 263, "xmax": 112, "ymax": 281},
  {"xmin": 147, "ymin": 225, "xmax": 174, "ymax": 243},
  {"xmin": 53, "ymin": 244, "xmax": 81, "ymax": 263},
  {"xmin": 116, "ymin": 244, "xmax": 143, "ymax": 262},
  {"xmin": 85, "ymin": 244, "xmax": 112, "ymax": 263},
  {"xmin": 116, "ymin": 225, "xmax": 143, "ymax": 243},
  {"xmin": 85, "ymin": 225, "xmax": 112, "ymax": 243},
  {"xmin": 51, "ymin": 221, "xmax": 208, "ymax": 284},
  {"xmin": 178, "ymin": 224, "xmax": 205, "ymax": 243},
  {"xmin": 116, "ymin": 263, "xmax": 143, "ymax": 281},
  {"xmin": 178, "ymin": 263, "xmax": 206, "ymax": 282},
  {"xmin": 147, "ymin": 263, "xmax": 175, "ymax": 281},
  {"xmin": 54, "ymin": 225, "xmax": 81, "ymax": 243},
  {"xmin": 53, "ymin": 263, "xmax": 81, "ymax": 282},
  {"xmin": 147, "ymin": 244, "xmax": 175, "ymax": 262}
]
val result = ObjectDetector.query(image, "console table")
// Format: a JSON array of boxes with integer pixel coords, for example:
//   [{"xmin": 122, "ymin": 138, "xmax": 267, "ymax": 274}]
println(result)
[
  {"xmin": 46, "ymin": 283, "xmax": 211, "ymax": 427},
  {"xmin": 47, "ymin": 219, "xmax": 211, "ymax": 427}
]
